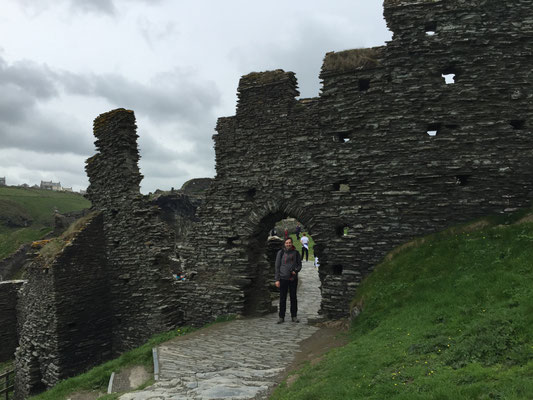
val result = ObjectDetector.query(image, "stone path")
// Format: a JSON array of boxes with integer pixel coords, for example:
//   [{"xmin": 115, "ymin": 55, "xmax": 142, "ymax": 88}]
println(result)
[{"xmin": 120, "ymin": 261, "xmax": 321, "ymax": 400}]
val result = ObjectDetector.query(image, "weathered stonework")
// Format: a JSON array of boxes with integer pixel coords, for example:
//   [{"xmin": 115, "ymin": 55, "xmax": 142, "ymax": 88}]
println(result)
[
  {"xmin": 178, "ymin": 0, "xmax": 533, "ymax": 319},
  {"xmin": 14, "ymin": 213, "xmax": 110, "ymax": 399},
  {"xmin": 0, "ymin": 281, "xmax": 24, "ymax": 363},
  {"xmin": 85, "ymin": 109, "xmax": 182, "ymax": 354},
  {"xmin": 14, "ymin": 110, "xmax": 193, "ymax": 397},
  {"xmin": 10, "ymin": 0, "xmax": 533, "ymax": 397}
]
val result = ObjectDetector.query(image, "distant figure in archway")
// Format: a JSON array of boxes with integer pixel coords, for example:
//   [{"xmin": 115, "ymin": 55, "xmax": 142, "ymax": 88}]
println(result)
[
  {"xmin": 275, "ymin": 237, "xmax": 302, "ymax": 323},
  {"xmin": 284, "ymin": 228, "xmax": 289, "ymax": 240},
  {"xmin": 300, "ymin": 233, "xmax": 309, "ymax": 262},
  {"xmin": 295, "ymin": 223, "xmax": 301, "ymax": 240}
]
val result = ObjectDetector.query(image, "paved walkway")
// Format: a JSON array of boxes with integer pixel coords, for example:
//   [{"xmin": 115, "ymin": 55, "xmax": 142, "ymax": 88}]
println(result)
[{"xmin": 120, "ymin": 261, "xmax": 321, "ymax": 400}]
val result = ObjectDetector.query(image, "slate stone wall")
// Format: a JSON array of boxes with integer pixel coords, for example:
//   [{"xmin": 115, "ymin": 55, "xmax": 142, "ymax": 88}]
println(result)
[
  {"xmin": 14, "ymin": 213, "xmax": 110, "ymax": 399},
  {"xmin": 0, "ymin": 280, "xmax": 24, "ymax": 363},
  {"xmin": 15, "ymin": 109, "xmax": 199, "ymax": 397},
  {"xmin": 85, "ymin": 109, "xmax": 182, "ymax": 354},
  {"xmin": 180, "ymin": 0, "xmax": 533, "ymax": 319},
  {"xmin": 11, "ymin": 1, "xmax": 533, "ymax": 396}
]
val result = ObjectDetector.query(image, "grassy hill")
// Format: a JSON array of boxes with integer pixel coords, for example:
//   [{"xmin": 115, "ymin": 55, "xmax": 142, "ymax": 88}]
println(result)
[
  {"xmin": 272, "ymin": 211, "xmax": 533, "ymax": 400},
  {"xmin": 0, "ymin": 186, "xmax": 90, "ymax": 261}
]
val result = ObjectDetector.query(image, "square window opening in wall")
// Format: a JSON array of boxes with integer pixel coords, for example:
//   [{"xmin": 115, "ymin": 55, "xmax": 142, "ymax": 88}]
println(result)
[
  {"xmin": 332, "ymin": 265, "xmax": 344, "ymax": 275},
  {"xmin": 427, "ymin": 123, "xmax": 441, "ymax": 137},
  {"xmin": 425, "ymin": 21, "xmax": 437, "ymax": 36},
  {"xmin": 510, "ymin": 120, "xmax": 525, "ymax": 130},
  {"xmin": 455, "ymin": 175, "xmax": 470, "ymax": 186},
  {"xmin": 333, "ymin": 182, "xmax": 350, "ymax": 192},
  {"xmin": 359, "ymin": 78, "xmax": 370, "ymax": 91},
  {"xmin": 442, "ymin": 66, "xmax": 458, "ymax": 84},
  {"xmin": 245, "ymin": 188, "xmax": 256, "ymax": 201},
  {"xmin": 336, "ymin": 132, "xmax": 351, "ymax": 143},
  {"xmin": 335, "ymin": 224, "xmax": 350, "ymax": 237},
  {"xmin": 226, "ymin": 236, "xmax": 240, "ymax": 248}
]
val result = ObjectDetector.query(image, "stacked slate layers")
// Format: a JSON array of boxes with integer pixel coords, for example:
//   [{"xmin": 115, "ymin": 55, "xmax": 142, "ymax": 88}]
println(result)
[
  {"xmin": 85, "ymin": 109, "xmax": 181, "ymax": 354},
  {"xmin": 0, "ymin": 281, "xmax": 24, "ymax": 362},
  {"xmin": 14, "ymin": 110, "xmax": 186, "ymax": 398},
  {"xmin": 179, "ymin": 0, "xmax": 533, "ymax": 319},
  {"xmin": 9, "ymin": 0, "xmax": 533, "ymax": 396},
  {"xmin": 15, "ymin": 213, "xmax": 110, "ymax": 399}
]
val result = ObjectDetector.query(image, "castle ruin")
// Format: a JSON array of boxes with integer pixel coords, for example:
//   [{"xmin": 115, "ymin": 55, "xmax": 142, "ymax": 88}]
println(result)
[{"xmin": 2, "ymin": 0, "xmax": 533, "ymax": 397}]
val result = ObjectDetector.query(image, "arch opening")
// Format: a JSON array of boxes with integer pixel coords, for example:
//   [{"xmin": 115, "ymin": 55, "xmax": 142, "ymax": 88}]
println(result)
[{"xmin": 243, "ymin": 210, "xmax": 323, "ymax": 318}]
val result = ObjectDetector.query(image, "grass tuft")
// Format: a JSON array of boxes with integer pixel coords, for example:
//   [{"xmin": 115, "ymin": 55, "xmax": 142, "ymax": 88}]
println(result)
[
  {"xmin": 322, "ymin": 48, "xmax": 381, "ymax": 73},
  {"xmin": 37, "ymin": 212, "xmax": 98, "ymax": 266}
]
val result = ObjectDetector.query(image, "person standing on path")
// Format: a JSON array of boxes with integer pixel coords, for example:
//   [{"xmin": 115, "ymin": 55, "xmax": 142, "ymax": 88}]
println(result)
[
  {"xmin": 275, "ymin": 237, "xmax": 302, "ymax": 323},
  {"xmin": 300, "ymin": 233, "xmax": 309, "ymax": 262},
  {"xmin": 295, "ymin": 224, "xmax": 301, "ymax": 240}
]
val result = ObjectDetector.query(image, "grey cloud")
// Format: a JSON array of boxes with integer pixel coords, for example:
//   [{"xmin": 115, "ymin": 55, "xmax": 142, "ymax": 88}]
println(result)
[
  {"xmin": 138, "ymin": 18, "xmax": 179, "ymax": 49},
  {"xmin": 0, "ymin": 149, "xmax": 86, "ymax": 175},
  {"xmin": 0, "ymin": 149, "xmax": 90, "ymax": 189},
  {"xmin": 139, "ymin": 159, "xmax": 213, "ymax": 193},
  {"xmin": 0, "ymin": 58, "xmax": 58, "ymax": 100},
  {"xmin": 229, "ymin": 14, "xmax": 391, "ymax": 98},
  {"xmin": 0, "ymin": 115, "xmax": 94, "ymax": 156},
  {"xmin": 0, "ymin": 85, "xmax": 36, "ymax": 124},
  {"xmin": 137, "ymin": 121, "xmax": 216, "ymax": 175},
  {"xmin": 61, "ymin": 69, "xmax": 221, "ymax": 125},
  {"xmin": 0, "ymin": 56, "xmax": 93, "ymax": 155},
  {"xmin": 69, "ymin": 0, "xmax": 116, "ymax": 15},
  {"xmin": 0, "ymin": 58, "xmax": 58, "ymax": 125}
]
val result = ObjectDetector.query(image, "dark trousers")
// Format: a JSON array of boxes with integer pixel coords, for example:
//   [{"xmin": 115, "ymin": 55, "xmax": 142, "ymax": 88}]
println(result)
[
  {"xmin": 279, "ymin": 278, "xmax": 298, "ymax": 318},
  {"xmin": 301, "ymin": 247, "xmax": 308, "ymax": 261}
]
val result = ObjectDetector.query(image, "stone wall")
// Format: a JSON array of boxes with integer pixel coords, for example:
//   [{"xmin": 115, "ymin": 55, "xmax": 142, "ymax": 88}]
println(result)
[
  {"xmin": 15, "ymin": 109, "xmax": 200, "ymax": 397},
  {"xmin": 14, "ymin": 213, "xmax": 110, "ymax": 399},
  {"xmin": 0, "ymin": 280, "xmax": 24, "ymax": 362},
  {"xmin": 180, "ymin": 0, "xmax": 533, "ymax": 319},
  {"xmin": 11, "ymin": 0, "xmax": 533, "ymax": 396},
  {"xmin": 85, "ymin": 109, "xmax": 182, "ymax": 354}
]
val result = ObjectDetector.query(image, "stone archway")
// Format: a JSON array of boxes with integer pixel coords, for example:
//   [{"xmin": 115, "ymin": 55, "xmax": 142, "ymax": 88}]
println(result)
[{"xmin": 240, "ymin": 199, "xmax": 324, "ymax": 316}]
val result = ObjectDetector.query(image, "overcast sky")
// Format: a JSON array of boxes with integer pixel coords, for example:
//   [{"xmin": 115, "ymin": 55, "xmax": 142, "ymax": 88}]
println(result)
[{"xmin": 0, "ymin": 0, "xmax": 391, "ymax": 193}]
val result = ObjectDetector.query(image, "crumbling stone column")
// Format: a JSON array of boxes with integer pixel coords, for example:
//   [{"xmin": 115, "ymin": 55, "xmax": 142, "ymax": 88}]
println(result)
[{"xmin": 85, "ymin": 109, "xmax": 181, "ymax": 354}]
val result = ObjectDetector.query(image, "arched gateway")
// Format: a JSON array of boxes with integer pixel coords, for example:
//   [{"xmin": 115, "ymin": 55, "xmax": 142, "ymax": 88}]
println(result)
[{"xmin": 10, "ymin": 0, "xmax": 533, "ymax": 397}]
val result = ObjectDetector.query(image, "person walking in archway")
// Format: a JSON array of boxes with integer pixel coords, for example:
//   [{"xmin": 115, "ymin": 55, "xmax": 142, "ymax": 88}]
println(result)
[
  {"xmin": 300, "ymin": 233, "xmax": 309, "ymax": 262},
  {"xmin": 275, "ymin": 237, "xmax": 302, "ymax": 323}
]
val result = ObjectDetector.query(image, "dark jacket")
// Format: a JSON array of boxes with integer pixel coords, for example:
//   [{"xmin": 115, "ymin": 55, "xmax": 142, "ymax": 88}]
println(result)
[{"xmin": 275, "ymin": 246, "xmax": 302, "ymax": 281}]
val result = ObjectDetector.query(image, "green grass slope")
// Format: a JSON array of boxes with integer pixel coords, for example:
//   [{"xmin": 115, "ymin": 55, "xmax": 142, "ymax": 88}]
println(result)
[
  {"xmin": 0, "ymin": 187, "xmax": 90, "ymax": 260},
  {"xmin": 272, "ymin": 216, "xmax": 533, "ymax": 400}
]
